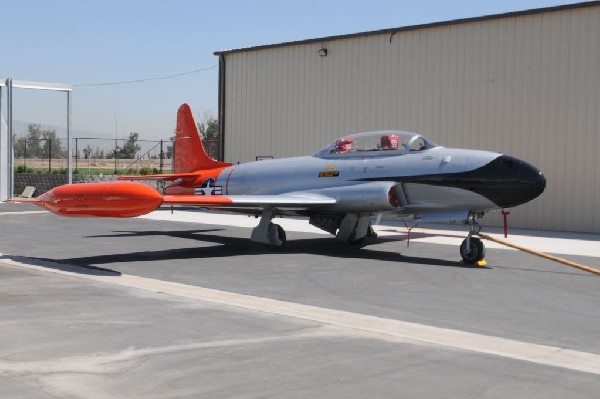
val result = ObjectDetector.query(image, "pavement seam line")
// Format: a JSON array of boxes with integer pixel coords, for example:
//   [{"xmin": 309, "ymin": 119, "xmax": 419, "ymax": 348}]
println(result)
[
  {"xmin": 2, "ymin": 254, "xmax": 600, "ymax": 376},
  {"xmin": 0, "ymin": 211, "xmax": 47, "ymax": 216}
]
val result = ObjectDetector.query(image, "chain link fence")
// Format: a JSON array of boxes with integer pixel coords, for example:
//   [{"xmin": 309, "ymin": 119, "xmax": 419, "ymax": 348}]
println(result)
[
  {"xmin": 74, "ymin": 138, "xmax": 173, "ymax": 175},
  {"xmin": 13, "ymin": 137, "xmax": 220, "ymax": 175}
]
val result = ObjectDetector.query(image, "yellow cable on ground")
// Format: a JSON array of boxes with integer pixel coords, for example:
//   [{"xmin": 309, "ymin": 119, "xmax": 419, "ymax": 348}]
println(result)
[{"xmin": 477, "ymin": 232, "xmax": 600, "ymax": 277}]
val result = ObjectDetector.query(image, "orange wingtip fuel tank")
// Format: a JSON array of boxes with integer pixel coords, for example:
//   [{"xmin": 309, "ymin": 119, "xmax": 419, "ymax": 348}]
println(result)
[{"xmin": 24, "ymin": 181, "xmax": 164, "ymax": 217}]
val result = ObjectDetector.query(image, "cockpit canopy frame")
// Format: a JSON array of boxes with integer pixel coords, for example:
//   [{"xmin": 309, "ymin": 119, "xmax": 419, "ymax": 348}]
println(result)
[{"xmin": 314, "ymin": 130, "xmax": 438, "ymax": 159}]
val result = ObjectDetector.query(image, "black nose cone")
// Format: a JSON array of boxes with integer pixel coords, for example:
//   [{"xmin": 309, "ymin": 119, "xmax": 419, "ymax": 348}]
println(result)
[{"xmin": 495, "ymin": 155, "xmax": 546, "ymax": 208}]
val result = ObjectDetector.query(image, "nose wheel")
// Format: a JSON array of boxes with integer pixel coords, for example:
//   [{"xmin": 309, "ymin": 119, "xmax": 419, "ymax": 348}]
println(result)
[
  {"xmin": 460, "ymin": 212, "xmax": 486, "ymax": 264},
  {"xmin": 460, "ymin": 236, "xmax": 485, "ymax": 263}
]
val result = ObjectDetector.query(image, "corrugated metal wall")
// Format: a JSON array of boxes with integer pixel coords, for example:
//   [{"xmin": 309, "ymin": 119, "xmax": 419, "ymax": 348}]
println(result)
[{"xmin": 221, "ymin": 6, "xmax": 600, "ymax": 233}]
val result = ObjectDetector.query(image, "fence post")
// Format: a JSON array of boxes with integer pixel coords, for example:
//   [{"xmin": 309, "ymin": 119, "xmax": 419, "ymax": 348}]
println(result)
[
  {"xmin": 75, "ymin": 138, "xmax": 78, "ymax": 174},
  {"xmin": 24, "ymin": 139, "xmax": 27, "ymax": 169},
  {"xmin": 159, "ymin": 139, "xmax": 164, "ymax": 173},
  {"xmin": 48, "ymin": 138, "xmax": 52, "ymax": 173}
]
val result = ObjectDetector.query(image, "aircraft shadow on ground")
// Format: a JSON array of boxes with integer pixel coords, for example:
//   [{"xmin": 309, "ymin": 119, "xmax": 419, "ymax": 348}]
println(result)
[
  {"xmin": 0, "ymin": 254, "xmax": 122, "ymax": 276},
  {"xmin": 51, "ymin": 228, "xmax": 479, "ymax": 270}
]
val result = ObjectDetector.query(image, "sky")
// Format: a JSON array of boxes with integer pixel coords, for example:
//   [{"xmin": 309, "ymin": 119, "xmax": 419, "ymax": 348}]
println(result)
[{"xmin": 1, "ymin": 0, "xmax": 581, "ymax": 141}]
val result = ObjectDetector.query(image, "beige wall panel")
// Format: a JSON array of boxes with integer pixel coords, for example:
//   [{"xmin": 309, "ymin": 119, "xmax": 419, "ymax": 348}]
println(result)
[{"xmin": 222, "ymin": 6, "xmax": 600, "ymax": 233}]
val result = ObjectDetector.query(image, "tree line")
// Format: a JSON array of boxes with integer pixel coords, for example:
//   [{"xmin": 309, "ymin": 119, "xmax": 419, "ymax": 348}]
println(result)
[
  {"xmin": 13, "ymin": 124, "xmax": 64, "ymax": 158},
  {"xmin": 13, "ymin": 113, "xmax": 219, "ymax": 159}
]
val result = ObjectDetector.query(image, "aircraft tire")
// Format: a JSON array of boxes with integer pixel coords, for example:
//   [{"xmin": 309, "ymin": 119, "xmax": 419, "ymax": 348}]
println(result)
[
  {"xmin": 460, "ymin": 237, "xmax": 485, "ymax": 264},
  {"xmin": 367, "ymin": 226, "xmax": 378, "ymax": 239},
  {"xmin": 275, "ymin": 224, "xmax": 286, "ymax": 247},
  {"xmin": 348, "ymin": 223, "xmax": 374, "ymax": 246}
]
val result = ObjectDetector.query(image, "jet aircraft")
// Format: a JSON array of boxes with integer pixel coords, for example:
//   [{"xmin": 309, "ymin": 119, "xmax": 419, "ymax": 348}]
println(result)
[{"xmin": 13, "ymin": 104, "xmax": 546, "ymax": 264}]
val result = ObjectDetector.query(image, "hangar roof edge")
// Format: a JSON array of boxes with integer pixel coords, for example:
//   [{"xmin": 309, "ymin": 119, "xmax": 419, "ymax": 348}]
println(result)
[{"xmin": 214, "ymin": 1, "xmax": 600, "ymax": 56}]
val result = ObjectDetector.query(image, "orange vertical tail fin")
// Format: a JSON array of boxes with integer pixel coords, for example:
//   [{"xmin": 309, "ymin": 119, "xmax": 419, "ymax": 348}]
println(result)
[{"xmin": 174, "ymin": 103, "xmax": 231, "ymax": 172}]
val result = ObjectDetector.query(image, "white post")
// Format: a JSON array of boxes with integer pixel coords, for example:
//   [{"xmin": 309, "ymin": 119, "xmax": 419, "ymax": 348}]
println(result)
[
  {"xmin": 0, "ymin": 80, "xmax": 6, "ymax": 201},
  {"xmin": 67, "ymin": 91, "xmax": 72, "ymax": 184},
  {"xmin": 7, "ymin": 78, "xmax": 13, "ymax": 199}
]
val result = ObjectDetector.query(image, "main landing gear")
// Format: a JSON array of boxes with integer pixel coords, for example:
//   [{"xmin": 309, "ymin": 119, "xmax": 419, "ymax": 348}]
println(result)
[
  {"xmin": 308, "ymin": 214, "xmax": 376, "ymax": 246},
  {"xmin": 335, "ymin": 214, "xmax": 377, "ymax": 246},
  {"xmin": 460, "ymin": 212, "xmax": 486, "ymax": 264},
  {"xmin": 250, "ymin": 209, "xmax": 287, "ymax": 247}
]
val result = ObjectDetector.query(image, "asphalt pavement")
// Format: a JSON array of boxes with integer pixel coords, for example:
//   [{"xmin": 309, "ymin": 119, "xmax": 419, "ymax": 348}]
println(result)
[{"xmin": 1, "ymin": 203, "xmax": 599, "ymax": 398}]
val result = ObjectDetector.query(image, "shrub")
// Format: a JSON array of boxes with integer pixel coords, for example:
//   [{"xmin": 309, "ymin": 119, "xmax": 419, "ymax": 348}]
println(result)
[
  {"xmin": 121, "ymin": 168, "xmax": 137, "ymax": 175},
  {"xmin": 15, "ymin": 165, "xmax": 34, "ymax": 173}
]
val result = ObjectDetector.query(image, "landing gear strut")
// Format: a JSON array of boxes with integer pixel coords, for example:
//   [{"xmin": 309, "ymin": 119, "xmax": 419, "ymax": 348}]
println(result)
[{"xmin": 460, "ymin": 212, "xmax": 486, "ymax": 264}]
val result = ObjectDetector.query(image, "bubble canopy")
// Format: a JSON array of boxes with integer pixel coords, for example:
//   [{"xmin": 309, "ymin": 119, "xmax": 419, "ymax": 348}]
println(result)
[{"xmin": 314, "ymin": 130, "xmax": 438, "ymax": 158}]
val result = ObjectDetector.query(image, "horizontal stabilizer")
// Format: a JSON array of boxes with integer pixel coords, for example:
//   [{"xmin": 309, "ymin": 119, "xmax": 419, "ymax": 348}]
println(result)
[{"xmin": 118, "ymin": 172, "xmax": 202, "ymax": 181}]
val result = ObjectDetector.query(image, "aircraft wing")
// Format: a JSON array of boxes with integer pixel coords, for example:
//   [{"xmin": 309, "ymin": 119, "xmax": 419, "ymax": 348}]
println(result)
[{"xmin": 162, "ymin": 194, "xmax": 337, "ymax": 209}]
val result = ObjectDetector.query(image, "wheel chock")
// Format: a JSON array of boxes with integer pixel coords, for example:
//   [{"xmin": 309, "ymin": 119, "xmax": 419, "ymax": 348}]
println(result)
[{"xmin": 458, "ymin": 259, "xmax": 487, "ymax": 266}]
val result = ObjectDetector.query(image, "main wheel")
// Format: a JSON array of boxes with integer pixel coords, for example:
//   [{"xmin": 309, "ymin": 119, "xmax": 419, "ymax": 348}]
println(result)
[
  {"xmin": 366, "ymin": 224, "xmax": 378, "ymax": 238},
  {"xmin": 274, "ymin": 223, "xmax": 286, "ymax": 247},
  {"xmin": 460, "ymin": 237, "xmax": 485, "ymax": 264},
  {"xmin": 347, "ymin": 223, "xmax": 375, "ymax": 247}
]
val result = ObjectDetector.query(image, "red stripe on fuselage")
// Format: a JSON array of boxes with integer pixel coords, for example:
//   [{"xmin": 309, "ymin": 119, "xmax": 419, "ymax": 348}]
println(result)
[{"xmin": 224, "ymin": 165, "xmax": 240, "ymax": 195}]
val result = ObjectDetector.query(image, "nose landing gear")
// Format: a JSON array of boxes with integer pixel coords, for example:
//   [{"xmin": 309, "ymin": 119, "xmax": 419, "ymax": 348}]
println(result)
[{"xmin": 460, "ymin": 212, "xmax": 486, "ymax": 264}]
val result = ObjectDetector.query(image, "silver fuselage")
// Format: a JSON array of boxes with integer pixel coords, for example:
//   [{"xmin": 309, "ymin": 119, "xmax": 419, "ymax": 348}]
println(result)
[{"xmin": 214, "ymin": 146, "xmax": 545, "ymax": 221}]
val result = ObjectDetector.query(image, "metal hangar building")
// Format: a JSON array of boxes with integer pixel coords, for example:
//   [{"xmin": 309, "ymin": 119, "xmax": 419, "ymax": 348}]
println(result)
[{"xmin": 214, "ymin": 2, "xmax": 600, "ymax": 233}]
